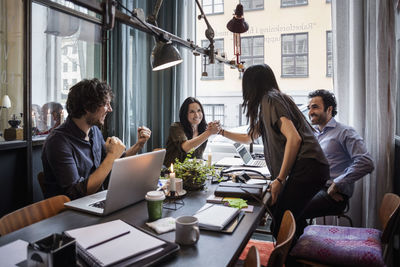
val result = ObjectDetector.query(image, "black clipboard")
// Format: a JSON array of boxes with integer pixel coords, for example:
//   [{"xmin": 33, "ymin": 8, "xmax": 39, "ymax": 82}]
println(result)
[{"xmin": 75, "ymin": 220, "xmax": 179, "ymax": 267}]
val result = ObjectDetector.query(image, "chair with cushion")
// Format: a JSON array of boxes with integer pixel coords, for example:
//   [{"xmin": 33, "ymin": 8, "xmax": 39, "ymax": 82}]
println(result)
[
  {"xmin": 239, "ymin": 210, "xmax": 296, "ymax": 267},
  {"xmin": 290, "ymin": 193, "xmax": 400, "ymax": 267},
  {"xmin": 0, "ymin": 195, "xmax": 70, "ymax": 236}
]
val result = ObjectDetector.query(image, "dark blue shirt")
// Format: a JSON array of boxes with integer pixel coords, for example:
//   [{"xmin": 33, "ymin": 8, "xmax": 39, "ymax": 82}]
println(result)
[{"xmin": 42, "ymin": 116, "xmax": 106, "ymax": 200}]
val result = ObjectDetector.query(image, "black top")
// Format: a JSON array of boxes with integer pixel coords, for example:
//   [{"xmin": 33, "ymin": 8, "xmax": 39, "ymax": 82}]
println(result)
[
  {"xmin": 42, "ymin": 116, "xmax": 106, "ymax": 200},
  {"xmin": 260, "ymin": 90, "xmax": 328, "ymax": 178}
]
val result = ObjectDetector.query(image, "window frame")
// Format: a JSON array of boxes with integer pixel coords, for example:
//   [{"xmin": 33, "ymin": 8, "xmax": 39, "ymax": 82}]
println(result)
[
  {"xmin": 202, "ymin": 0, "xmax": 224, "ymax": 15},
  {"xmin": 201, "ymin": 38, "xmax": 225, "ymax": 80},
  {"xmin": 240, "ymin": 35, "xmax": 265, "ymax": 70},
  {"xmin": 203, "ymin": 104, "xmax": 225, "ymax": 125},
  {"xmin": 240, "ymin": 0, "xmax": 264, "ymax": 11},
  {"xmin": 280, "ymin": 0, "xmax": 308, "ymax": 8},
  {"xmin": 281, "ymin": 32, "xmax": 309, "ymax": 78},
  {"xmin": 326, "ymin": 31, "xmax": 333, "ymax": 77}
]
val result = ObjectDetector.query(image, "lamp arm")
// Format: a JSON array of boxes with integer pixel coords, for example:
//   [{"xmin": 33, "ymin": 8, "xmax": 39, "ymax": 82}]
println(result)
[
  {"xmin": 67, "ymin": 0, "xmax": 240, "ymax": 69},
  {"xmin": 147, "ymin": 0, "xmax": 164, "ymax": 26},
  {"xmin": 194, "ymin": 0, "xmax": 215, "ymax": 64}
]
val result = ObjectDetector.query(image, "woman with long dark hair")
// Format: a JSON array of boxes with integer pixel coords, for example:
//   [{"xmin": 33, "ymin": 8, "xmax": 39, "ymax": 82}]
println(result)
[
  {"xmin": 164, "ymin": 97, "xmax": 220, "ymax": 167},
  {"xmin": 220, "ymin": 64, "xmax": 329, "ymax": 237}
]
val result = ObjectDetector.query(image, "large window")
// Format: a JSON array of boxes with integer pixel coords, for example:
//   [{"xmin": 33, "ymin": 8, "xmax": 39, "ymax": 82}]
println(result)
[
  {"xmin": 195, "ymin": 1, "xmax": 332, "ymax": 128},
  {"xmin": 203, "ymin": 104, "xmax": 225, "ymax": 125},
  {"xmin": 241, "ymin": 36, "xmax": 264, "ymax": 69},
  {"xmin": 281, "ymin": 33, "xmax": 308, "ymax": 77},
  {"xmin": 31, "ymin": 3, "xmax": 102, "ymax": 136},
  {"xmin": 0, "ymin": 0, "xmax": 24, "ymax": 141},
  {"xmin": 201, "ymin": 39, "xmax": 224, "ymax": 80},
  {"xmin": 241, "ymin": 0, "xmax": 264, "ymax": 11},
  {"xmin": 281, "ymin": 0, "xmax": 308, "ymax": 7},
  {"xmin": 202, "ymin": 0, "xmax": 224, "ymax": 15},
  {"xmin": 326, "ymin": 31, "xmax": 333, "ymax": 77}
]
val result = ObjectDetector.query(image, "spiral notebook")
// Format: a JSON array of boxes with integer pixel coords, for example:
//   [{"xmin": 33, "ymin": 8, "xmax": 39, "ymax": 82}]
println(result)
[{"xmin": 64, "ymin": 220, "xmax": 178, "ymax": 267}]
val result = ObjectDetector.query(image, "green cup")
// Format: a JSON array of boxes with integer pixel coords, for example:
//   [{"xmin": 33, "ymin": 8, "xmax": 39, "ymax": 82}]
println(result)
[{"xmin": 145, "ymin": 191, "xmax": 165, "ymax": 221}]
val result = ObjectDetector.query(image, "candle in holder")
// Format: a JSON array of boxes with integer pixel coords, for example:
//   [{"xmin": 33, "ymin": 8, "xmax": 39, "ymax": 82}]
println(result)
[
  {"xmin": 46, "ymin": 109, "xmax": 51, "ymax": 129},
  {"xmin": 169, "ymin": 164, "xmax": 176, "ymax": 192}
]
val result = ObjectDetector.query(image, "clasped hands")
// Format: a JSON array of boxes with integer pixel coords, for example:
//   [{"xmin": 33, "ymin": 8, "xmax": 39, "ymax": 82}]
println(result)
[
  {"xmin": 206, "ymin": 120, "xmax": 222, "ymax": 135},
  {"xmin": 105, "ymin": 126, "xmax": 151, "ymax": 159}
]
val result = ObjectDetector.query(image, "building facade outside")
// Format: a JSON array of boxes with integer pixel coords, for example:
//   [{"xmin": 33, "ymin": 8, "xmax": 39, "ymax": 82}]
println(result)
[{"xmin": 196, "ymin": 0, "xmax": 332, "ymax": 128}]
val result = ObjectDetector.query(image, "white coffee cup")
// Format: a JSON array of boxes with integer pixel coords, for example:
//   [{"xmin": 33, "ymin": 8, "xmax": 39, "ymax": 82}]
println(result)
[{"xmin": 175, "ymin": 216, "xmax": 200, "ymax": 245}]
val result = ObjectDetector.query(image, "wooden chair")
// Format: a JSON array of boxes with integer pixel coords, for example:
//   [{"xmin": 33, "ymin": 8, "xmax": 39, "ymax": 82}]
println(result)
[
  {"xmin": 244, "ymin": 245, "xmax": 261, "ymax": 267},
  {"xmin": 291, "ymin": 193, "xmax": 400, "ymax": 267},
  {"xmin": 0, "ymin": 195, "xmax": 70, "ymax": 236},
  {"xmin": 240, "ymin": 210, "xmax": 296, "ymax": 267},
  {"xmin": 37, "ymin": 171, "xmax": 46, "ymax": 195}
]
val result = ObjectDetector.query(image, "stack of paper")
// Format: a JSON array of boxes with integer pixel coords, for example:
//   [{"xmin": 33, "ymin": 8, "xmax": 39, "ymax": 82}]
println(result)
[{"xmin": 194, "ymin": 203, "xmax": 240, "ymax": 231}]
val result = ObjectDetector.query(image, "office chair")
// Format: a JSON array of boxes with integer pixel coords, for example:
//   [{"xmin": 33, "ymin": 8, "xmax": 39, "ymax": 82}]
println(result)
[
  {"xmin": 240, "ymin": 210, "xmax": 296, "ymax": 267},
  {"xmin": 291, "ymin": 193, "xmax": 400, "ymax": 267},
  {"xmin": 0, "ymin": 195, "xmax": 70, "ymax": 236}
]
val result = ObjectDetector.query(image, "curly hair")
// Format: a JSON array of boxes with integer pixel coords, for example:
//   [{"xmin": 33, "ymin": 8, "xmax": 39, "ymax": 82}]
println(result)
[
  {"xmin": 66, "ymin": 78, "xmax": 114, "ymax": 118},
  {"xmin": 179, "ymin": 97, "xmax": 207, "ymax": 139},
  {"xmin": 308, "ymin": 89, "xmax": 337, "ymax": 117}
]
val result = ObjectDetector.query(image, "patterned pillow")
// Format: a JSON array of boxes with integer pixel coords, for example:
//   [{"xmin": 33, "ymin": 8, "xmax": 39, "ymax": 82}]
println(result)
[{"xmin": 290, "ymin": 225, "xmax": 385, "ymax": 267}]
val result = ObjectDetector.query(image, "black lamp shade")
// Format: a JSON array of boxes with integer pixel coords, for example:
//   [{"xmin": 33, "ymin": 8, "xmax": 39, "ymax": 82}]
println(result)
[
  {"xmin": 226, "ymin": 4, "xmax": 249, "ymax": 34},
  {"xmin": 151, "ymin": 42, "xmax": 183, "ymax": 71},
  {"xmin": 227, "ymin": 17, "xmax": 249, "ymax": 33}
]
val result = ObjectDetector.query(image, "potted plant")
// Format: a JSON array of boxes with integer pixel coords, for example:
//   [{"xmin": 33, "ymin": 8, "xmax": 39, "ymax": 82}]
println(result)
[{"xmin": 173, "ymin": 150, "xmax": 219, "ymax": 191}]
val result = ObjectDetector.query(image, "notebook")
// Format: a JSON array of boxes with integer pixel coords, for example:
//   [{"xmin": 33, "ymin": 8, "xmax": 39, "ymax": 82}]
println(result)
[
  {"xmin": 215, "ymin": 143, "xmax": 266, "ymax": 167},
  {"xmin": 64, "ymin": 220, "xmax": 178, "ymax": 267},
  {"xmin": 193, "ymin": 203, "xmax": 240, "ymax": 231},
  {"xmin": 64, "ymin": 150, "xmax": 166, "ymax": 216}
]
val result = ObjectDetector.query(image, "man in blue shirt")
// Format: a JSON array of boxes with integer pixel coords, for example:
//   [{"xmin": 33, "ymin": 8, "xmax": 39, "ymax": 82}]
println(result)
[
  {"xmin": 302, "ymin": 89, "xmax": 374, "ymax": 219},
  {"xmin": 42, "ymin": 79, "xmax": 151, "ymax": 200}
]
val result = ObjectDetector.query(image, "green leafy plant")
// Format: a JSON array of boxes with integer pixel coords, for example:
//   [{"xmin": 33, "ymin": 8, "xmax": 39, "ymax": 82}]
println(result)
[{"xmin": 173, "ymin": 150, "xmax": 220, "ymax": 191}]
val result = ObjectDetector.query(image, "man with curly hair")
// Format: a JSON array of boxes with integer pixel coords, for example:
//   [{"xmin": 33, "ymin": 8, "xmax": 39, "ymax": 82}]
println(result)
[{"xmin": 42, "ymin": 78, "xmax": 151, "ymax": 200}]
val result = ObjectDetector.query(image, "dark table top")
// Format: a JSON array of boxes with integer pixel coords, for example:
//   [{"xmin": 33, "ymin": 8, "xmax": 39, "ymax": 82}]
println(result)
[{"xmin": 0, "ymin": 183, "xmax": 268, "ymax": 267}]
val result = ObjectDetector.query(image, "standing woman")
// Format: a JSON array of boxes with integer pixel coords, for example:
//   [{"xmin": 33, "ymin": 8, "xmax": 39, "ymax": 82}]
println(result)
[
  {"xmin": 164, "ymin": 97, "xmax": 220, "ymax": 167},
  {"xmin": 220, "ymin": 64, "xmax": 329, "ymax": 237}
]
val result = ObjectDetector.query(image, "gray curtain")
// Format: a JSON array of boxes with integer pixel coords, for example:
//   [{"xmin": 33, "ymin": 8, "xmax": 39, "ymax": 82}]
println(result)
[
  {"xmin": 332, "ymin": 0, "xmax": 396, "ymax": 228},
  {"xmin": 108, "ymin": 0, "xmax": 195, "ymax": 152}
]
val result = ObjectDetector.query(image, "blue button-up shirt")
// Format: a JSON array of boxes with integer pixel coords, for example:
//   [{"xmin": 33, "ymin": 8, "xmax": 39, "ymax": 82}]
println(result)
[
  {"xmin": 315, "ymin": 118, "xmax": 374, "ymax": 197},
  {"xmin": 42, "ymin": 116, "xmax": 106, "ymax": 200}
]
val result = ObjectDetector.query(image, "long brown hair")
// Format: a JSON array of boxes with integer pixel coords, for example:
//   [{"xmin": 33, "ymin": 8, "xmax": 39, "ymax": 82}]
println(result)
[{"xmin": 242, "ymin": 64, "xmax": 280, "ymax": 138}]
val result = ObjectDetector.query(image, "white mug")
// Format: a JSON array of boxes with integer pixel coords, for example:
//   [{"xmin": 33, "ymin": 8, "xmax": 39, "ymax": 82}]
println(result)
[{"xmin": 175, "ymin": 216, "xmax": 200, "ymax": 245}]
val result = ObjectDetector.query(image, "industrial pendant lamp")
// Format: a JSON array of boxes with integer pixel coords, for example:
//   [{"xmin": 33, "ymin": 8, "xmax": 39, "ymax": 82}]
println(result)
[
  {"xmin": 226, "ymin": 4, "xmax": 249, "ymax": 66},
  {"xmin": 150, "ymin": 41, "xmax": 183, "ymax": 71}
]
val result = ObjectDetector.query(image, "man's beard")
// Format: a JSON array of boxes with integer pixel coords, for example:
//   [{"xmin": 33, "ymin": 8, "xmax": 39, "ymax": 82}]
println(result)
[
  {"xmin": 86, "ymin": 116, "xmax": 103, "ymax": 128},
  {"xmin": 310, "ymin": 113, "xmax": 327, "ymax": 126}
]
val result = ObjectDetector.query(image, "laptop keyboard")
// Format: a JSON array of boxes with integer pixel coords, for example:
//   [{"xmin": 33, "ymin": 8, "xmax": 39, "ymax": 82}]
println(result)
[
  {"xmin": 90, "ymin": 200, "xmax": 105, "ymax": 209},
  {"xmin": 252, "ymin": 160, "xmax": 266, "ymax": 167}
]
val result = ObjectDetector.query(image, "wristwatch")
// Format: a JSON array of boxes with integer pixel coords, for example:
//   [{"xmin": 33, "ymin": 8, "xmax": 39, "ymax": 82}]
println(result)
[{"xmin": 276, "ymin": 177, "xmax": 284, "ymax": 184}]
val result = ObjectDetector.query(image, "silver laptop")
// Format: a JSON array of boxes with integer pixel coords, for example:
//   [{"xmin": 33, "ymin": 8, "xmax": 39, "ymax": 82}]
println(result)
[
  {"xmin": 64, "ymin": 149, "xmax": 166, "ymax": 216},
  {"xmin": 215, "ymin": 143, "xmax": 266, "ymax": 167}
]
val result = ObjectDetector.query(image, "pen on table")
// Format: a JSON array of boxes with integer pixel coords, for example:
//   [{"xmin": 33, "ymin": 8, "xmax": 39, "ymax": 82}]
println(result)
[{"xmin": 86, "ymin": 230, "xmax": 130, "ymax": 250}]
